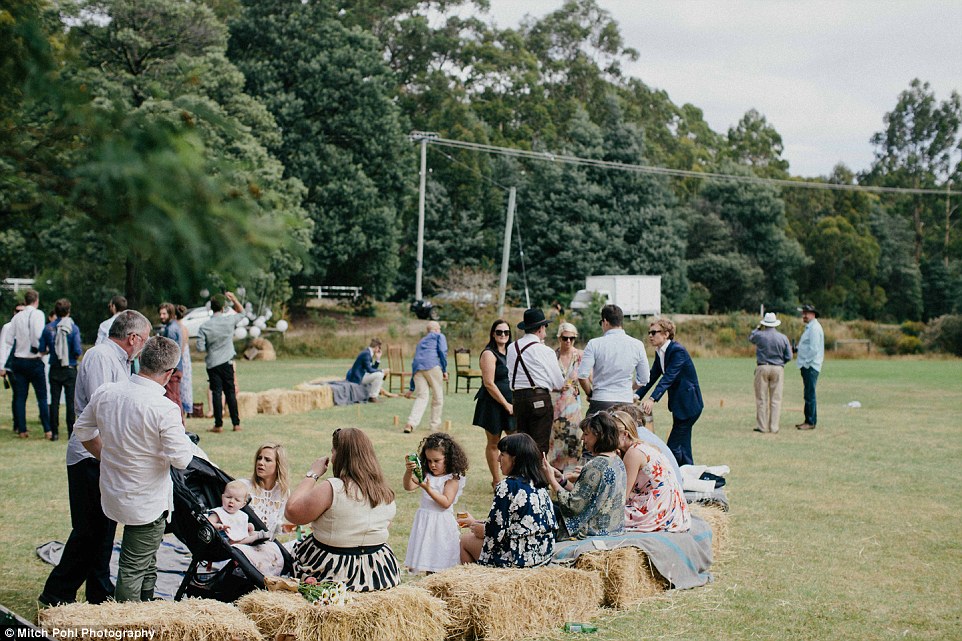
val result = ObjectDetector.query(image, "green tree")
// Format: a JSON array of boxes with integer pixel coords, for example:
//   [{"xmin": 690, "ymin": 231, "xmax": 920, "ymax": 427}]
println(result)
[
  {"xmin": 726, "ymin": 108, "xmax": 790, "ymax": 178},
  {"xmin": 228, "ymin": 0, "xmax": 410, "ymax": 300}
]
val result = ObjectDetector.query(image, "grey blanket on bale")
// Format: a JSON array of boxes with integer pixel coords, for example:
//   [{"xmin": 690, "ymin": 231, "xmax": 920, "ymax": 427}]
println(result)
[
  {"xmin": 327, "ymin": 380, "xmax": 369, "ymax": 405},
  {"xmin": 551, "ymin": 516, "xmax": 714, "ymax": 590},
  {"xmin": 686, "ymin": 487, "xmax": 730, "ymax": 511}
]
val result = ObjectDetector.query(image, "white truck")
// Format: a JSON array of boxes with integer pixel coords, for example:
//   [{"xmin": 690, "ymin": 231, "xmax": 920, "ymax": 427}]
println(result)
[{"xmin": 569, "ymin": 275, "xmax": 661, "ymax": 317}]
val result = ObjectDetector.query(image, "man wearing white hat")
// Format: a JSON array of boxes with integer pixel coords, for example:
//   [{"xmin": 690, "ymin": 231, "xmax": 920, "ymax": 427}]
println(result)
[{"xmin": 749, "ymin": 312, "xmax": 792, "ymax": 433}]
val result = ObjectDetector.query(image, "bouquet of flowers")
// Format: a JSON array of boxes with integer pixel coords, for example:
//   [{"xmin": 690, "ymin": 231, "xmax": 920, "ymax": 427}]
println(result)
[{"xmin": 298, "ymin": 577, "xmax": 351, "ymax": 606}]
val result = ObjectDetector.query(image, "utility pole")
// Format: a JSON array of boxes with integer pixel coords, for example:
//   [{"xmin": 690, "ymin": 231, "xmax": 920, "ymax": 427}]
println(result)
[
  {"xmin": 498, "ymin": 187, "xmax": 516, "ymax": 317},
  {"xmin": 411, "ymin": 131, "xmax": 438, "ymax": 301}
]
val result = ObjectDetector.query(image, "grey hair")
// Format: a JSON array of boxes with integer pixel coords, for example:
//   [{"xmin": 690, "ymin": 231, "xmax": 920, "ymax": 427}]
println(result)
[
  {"xmin": 139, "ymin": 336, "xmax": 181, "ymax": 375},
  {"xmin": 108, "ymin": 310, "xmax": 151, "ymax": 340}
]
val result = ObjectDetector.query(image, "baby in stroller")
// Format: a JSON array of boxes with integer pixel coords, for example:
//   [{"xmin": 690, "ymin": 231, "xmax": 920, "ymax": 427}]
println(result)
[{"xmin": 208, "ymin": 480, "xmax": 263, "ymax": 545}]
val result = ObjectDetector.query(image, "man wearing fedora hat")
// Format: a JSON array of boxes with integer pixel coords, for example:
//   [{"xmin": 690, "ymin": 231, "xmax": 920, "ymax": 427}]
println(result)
[
  {"xmin": 795, "ymin": 304, "xmax": 823, "ymax": 430},
  {"xmin": 506, "ymin": 308, "xmax": 565, "ymax": 454},
  {"xmin": 749, "ymin": 312, "xmax": 793, "ymax": 433}
]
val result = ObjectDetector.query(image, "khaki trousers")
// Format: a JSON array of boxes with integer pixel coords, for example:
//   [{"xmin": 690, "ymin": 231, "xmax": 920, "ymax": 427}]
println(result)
[
  {"xmin": 754, "ymin": 364, "xmax": 784, "ymax": 432},
  {"xmin": 407, "ymin": 366, "xmax": 444, "ymax": 430}
]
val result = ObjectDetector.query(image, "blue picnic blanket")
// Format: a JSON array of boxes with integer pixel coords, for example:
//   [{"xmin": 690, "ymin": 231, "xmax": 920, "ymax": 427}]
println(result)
[{"xmin": 551, "ymin": 515, "xmax": 714, "ymax": 590}]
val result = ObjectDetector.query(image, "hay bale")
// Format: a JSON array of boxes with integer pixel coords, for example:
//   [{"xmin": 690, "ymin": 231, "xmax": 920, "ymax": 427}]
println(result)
[
  {"xmin": 251, "ymin": 337, "xmax": 276, "ymax": 361},
  {"xmin": 690, "ymin": 503, "xmax": 730, "ymax": 559},
  {"xmin": 574, "ymin": 547, "xmax": 669, "ymax": 609},
  {"xmin": 294, "ymin": 383, "xmax": 334, "ymax": 411},
  {"xmin": 236, "ymin": 391, "xmax": 259, "ymax": 418},
  {"xmin": 38, "ymin": 598, "xmax": 261, "ymax": 641},
  {"xmin": 237, "ymin": 586, "xmax": 449, "ymax": 641},
  {"xmin": 276, "ymin": 390, "xmax": 315, "ymax": 415},
  {"xmin": 419, "ymin": 564, "xmax": 602, "ymax": 641},
  {"xmin": 257, "ymin": 388, "xmax": 287, "ymax": 415}
]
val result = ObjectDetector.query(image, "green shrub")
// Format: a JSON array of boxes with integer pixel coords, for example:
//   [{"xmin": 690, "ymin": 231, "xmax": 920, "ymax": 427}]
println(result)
[
  {"xmin": 900, "ymin": 320, "xmax": 926, "ymax": 337},
  {"xmin": 875, "ymin": 331, "xmax": 900, "ymax": 356},
  {"xmin": 922, "ymin": 315, "xmax": 962, "ymax": 356},
  {"xmin": 896, "ymin": 335, "xmax": 923, "ymax": 354},
  {"xmin": 716, "ymin": 327, "xmax": 737, "ymax": 345}
]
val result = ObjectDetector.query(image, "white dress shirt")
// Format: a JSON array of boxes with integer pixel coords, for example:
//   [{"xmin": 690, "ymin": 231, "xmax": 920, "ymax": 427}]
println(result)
[
  {"xmin": 506, "ymin": 334, "xmax": 565, "ymax": 391},
  {"xmin": 0, "ymin": 321, "xmax": 14, "ymax": 368},
  {"xmin": 95, "ymin": 313, "xmax": 120, "ymax": 345},
  {"xmin": 74, "ymin": 375, "xmax": 193, "ymax": 525},
  {"xmin": 578, "ymin": 328, "xmax": 650, "ymax": 402},
  {"xmin": 657, "ymin": 339, "xmax": 672, "ymax": 372},
  {"xmin": 10, "ymin": 306, "xmax": 45, "ymax": 359},
  {"xmin": 67, "ymin": 339, "xmax": 132, "ymax": 466}
]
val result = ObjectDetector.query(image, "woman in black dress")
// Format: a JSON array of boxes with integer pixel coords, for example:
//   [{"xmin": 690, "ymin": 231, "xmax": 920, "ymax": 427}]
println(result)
[{"xmin": 472, "ymin": 319, "xmax": 514, "ymax": 487}]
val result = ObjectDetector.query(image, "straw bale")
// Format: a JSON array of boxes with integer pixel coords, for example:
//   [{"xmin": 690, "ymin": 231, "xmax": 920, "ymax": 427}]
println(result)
[
  {"xmin": 574, "ymin": 547, "xmax": 669, "ymax": 609},
  {"xmin": 238, "ymin": 585, "xmax": 449, "ymax": 641},
  {"xmin": 250, "ymin": 337, "xmax": 276, "ymax": 361},
  {"xmin": 293, "ymin": 383, "xmax": 334, "ymax": 411},
  {"xmin": 276, "ymin": 390, "xmax": 315, "ymax": 415},
  {"xmin": 236, "ymin": 392, "xmax": 259, "ymax": 418},
  {"xmin": 690, "ymin": 503, "xmax": 730, "ymax": 559},
  {"xmin": 257, "ymin": 389, "xmax": 287, "ymax": 415},
  {"xmin": 37, "ymin": 598, "xmax": 261, "ymax": 641},
  {"xmin": 419, "ymin": 564, "xmax": 603, "ymax": 641}
]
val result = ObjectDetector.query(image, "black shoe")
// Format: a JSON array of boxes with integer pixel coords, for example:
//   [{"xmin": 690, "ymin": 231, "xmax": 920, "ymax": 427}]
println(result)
[{"xmin": 50, "ymin": 433, "xmax": 59, "ymax": 441}]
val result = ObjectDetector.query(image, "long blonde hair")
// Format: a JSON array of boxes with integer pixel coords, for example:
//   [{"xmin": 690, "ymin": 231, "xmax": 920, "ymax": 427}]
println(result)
[
  {"xmin": 609, "ymin": 410, "xmax": 640, "ymax": 445},
  {"xmin": 251, "ymin": 443, "xmax": 290, "ymax": 497},
  {"xmin": 331, "ymin": 428, "xmax": 395, "ymax": 508}
]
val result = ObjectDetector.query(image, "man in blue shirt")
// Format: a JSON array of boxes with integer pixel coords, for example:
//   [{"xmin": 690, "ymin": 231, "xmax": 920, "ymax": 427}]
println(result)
[
  {"xmin": 403, "ymin": 321, "xmax": 448, "ymax": 433},
  {"xmin": 749, "ymin": 312, "xmax": 792, "ymax": 434},
  {"xmin": 38, "ymin": 298, "xmax": 83, "ymax": 440},
  {"xmin": 795, "ymin": 304, "xmax": 824, "ymax": 431}
]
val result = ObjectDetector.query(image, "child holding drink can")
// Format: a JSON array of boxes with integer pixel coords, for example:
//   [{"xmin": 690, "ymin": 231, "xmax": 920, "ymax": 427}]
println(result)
[{"xmin": 402, "ymin": 432, "xmax": 469, "ymax": 573}]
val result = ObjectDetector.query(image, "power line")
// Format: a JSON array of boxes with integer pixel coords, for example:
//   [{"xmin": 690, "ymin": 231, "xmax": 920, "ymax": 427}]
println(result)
[{"xmin": 413, "ymin": 134, "xmax": 961, "ymax": 197}]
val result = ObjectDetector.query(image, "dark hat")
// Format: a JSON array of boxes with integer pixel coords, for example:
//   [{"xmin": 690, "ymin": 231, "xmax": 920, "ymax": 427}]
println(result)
[
  {"xmin": 797, "ymin": 304, "xmax": 819, "ymax": 317},
  {"xmin": 517, "ymin": 308, "xmax": 550, "ymax": 331}
]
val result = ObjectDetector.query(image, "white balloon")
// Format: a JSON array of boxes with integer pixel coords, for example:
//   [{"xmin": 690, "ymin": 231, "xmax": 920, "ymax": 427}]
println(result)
[
  {"xmin": 275, "ymin": 320, "xmax": 289, "ymax": 333},
  {"xmin": 248, "ymin": 325, "xmax": 262, "ymax": 338},
  {"xmin": 254, "ymin": 317, "xmax": 267, "ymax": 329},
  {"xmin": 233, "ymin": 327, "xmax": 248, "ymax": 340},
  {"xmin": 244, "ymin": 302, "xmax": 253, "ymax": 313},
  {"xmin": 236, "ymin": 287, "xmax": 246, "ymax": 298},
  {"xmin": 264, "ymin": 308, "xmax": 273, "ymax": 320},
  {"xmin": 200, "ymin": 288, "xmax": 210, "ymax": 298},
  {"xmin": 238, "ymin": 317, "xmax": 250, "ymax": 327},
  {"xmin": 247, "ymin": 311, "xmax": 257, "ymax": 320}
]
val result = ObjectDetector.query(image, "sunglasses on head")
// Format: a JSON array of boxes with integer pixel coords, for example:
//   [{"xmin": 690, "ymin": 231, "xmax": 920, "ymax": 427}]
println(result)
[
  {"xmin": 494, "ymin": 329, "xmax": 510, "ymax": 337},
  {"xmin": 560, "ymin": 335, "xmax": 576, "ymax": 342}
]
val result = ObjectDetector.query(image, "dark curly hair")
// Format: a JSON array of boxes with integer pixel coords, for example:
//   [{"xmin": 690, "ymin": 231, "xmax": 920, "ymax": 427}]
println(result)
[{"xmin": 418, "ymin": 432, "xmax": 469, "ymax": 478}]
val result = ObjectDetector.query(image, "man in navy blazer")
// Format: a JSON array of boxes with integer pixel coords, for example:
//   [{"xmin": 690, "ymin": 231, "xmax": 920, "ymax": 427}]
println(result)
[
  {"xmin": 346, "ymin": 338, "xmax": 384, "ymax": 402},
  {"xmin": 635, "ymin": 318, "xmax": 703, "ymax": 466}
]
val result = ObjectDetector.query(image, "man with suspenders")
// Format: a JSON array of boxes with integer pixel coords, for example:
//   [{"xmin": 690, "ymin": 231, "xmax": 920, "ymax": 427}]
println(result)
[{"xmin": 506, "ymin": 309, "xmax": 565, "ymax": 454}]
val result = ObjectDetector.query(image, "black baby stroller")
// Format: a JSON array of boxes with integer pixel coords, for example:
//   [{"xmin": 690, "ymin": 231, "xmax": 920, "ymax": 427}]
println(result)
[{"xmin": 168, "ymin": 456, "xmax": 294, "ymax": 602}]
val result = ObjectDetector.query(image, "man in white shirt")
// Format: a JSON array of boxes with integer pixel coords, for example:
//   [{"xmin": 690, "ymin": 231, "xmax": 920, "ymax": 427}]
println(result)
[
  {"xmin": 506, "ymin": 308, "xmax": 565, "ymax": 454},
  {"xmin": 38, "ymin": 310, "xmax": 151, "ymax": 607},
  {"xmin": 95, "ymin": 295, "xmax": 128, "ymax": 346},
  {"xmin": 75, "ymin": 336, "xmax": 194, "ymax": 602},
  {"xmin": 0, "ymin": 303, "xmax": 25, "ymax": 424},
  {"xmin": 578, "ymin": 304, "xmax": 650, "ymax": 414},
  {"xmin": 6, "ymin": 289, "xmax": 51, "ymax": 438}
]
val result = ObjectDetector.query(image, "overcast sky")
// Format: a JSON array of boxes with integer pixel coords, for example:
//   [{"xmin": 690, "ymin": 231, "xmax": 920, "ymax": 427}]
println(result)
[{"xmin": 476, "ymin": 1, "xmax": 962, "ymax": 177}]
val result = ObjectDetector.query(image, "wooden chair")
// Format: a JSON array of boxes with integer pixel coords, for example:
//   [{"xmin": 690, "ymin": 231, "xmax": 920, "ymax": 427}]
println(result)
[
  {"xmin": 386, "ymin": 345, "xmax": 412, "ymax": 393},
  {"xmin": 454, "ymin": 348, "xmax": 483, "ymax": 393}
]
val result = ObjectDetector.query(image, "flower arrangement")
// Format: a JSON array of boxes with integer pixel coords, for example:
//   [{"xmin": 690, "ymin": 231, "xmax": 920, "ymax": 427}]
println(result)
[{"xmin": 297, "ymin": 577, "xmax": 351, "ymax": 606}]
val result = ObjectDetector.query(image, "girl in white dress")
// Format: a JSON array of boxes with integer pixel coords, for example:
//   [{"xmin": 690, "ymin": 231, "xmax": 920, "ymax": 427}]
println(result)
[{"xmin": 402, "ymin": 433, "xmax": 469, "ymax": 573}]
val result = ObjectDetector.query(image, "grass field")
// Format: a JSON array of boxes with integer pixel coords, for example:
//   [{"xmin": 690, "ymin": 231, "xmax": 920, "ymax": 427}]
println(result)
[{"xmin": 1, "ymin": 355, "xmax": 960, "ymax": 640}]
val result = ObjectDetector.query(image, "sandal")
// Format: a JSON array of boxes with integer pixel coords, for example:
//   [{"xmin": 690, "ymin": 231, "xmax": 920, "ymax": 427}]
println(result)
[{"xmin": 403, "ymin": 425, "xmax": 414, "ymax": 434}]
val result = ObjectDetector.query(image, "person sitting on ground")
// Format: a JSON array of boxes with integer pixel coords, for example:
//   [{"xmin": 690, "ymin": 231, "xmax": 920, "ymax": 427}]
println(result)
[
  {"xmin": 458, "ymin": 433, "xmax": 556, "ymax": 567},
  {"xmin": 346, "ymin": 339, "xmax": 385, "ymax": 403},
  {"xmin": 542, "ymin": 412, "xmax": 626, "ymax": 540},
  {"xmin": 610, "ymin": 411, "xmax": 690, "ymax": 533},
  {"xmin": 285, "ymin": 427, "xmax": 400, "ymax": 591}
]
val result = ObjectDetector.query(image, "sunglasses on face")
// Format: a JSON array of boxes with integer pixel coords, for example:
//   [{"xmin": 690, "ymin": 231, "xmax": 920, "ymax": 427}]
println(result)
[
  {"xmin": 560, "ymin": 336, "xmax": 576, "ymax": 342},
  {"xmin": 648, "ymin": 330, "xmax": 661, "ymax": 336},
  {"xmin": 494, "ymin": 329, "xmax": 510, "ymax": 337}
]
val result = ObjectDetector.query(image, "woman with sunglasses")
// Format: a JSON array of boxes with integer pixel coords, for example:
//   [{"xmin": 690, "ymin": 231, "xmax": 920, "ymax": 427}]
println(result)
[
  {"xmin": 549, "ymin": 322, "xmax": 584, "ymax": 474},
  {"xmin": 472, "ymin": 320, "xmax": 515, "ymax": 487},
  {"xmin": 285, "ymin": 428, "xmax": 400, "ymax": 591}
]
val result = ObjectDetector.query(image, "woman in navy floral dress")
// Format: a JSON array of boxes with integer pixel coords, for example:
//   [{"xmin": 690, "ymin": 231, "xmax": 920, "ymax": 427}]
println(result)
[
  {"xmin": 543, "ymin": 412, "xmax": 626, "ymax": 540},
  {"xmin": 459, "ymin": 434, "xmax": 556, "ymax": 567}
]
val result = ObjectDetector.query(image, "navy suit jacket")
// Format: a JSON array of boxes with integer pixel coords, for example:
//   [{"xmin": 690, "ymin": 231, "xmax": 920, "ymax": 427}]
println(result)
[
  {"xmin": 346, "ymin": 348, "xmax": 380, "ymax": 384},
  {"xmin": 635, "ymin": 341, "xmax": 703, "ymax": 420}
]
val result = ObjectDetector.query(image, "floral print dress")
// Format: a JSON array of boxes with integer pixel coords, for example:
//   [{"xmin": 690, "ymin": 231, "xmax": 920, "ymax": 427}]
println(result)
[
  {"xmin": 478, "ymin": 477, "xmax": 556, "ymax": 567},
  {"xmin": 550, "ymin": 349, "xmax": 584, "ymax": 473},
  {"xmin": 555, "ymin": 454, "xmax": 627, "ymax": 540},
  {"xmin": 624, "ymin": 441, "xmax": 691, "ymax": 532}
]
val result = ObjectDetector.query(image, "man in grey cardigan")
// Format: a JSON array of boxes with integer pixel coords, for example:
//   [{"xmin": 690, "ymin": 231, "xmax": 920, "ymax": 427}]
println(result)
[
  {"xmin": 197, "ymin": 291, "xmax": 244, "ymax": 433},
  {"xmin": 749, "ymin": 312, "xmax": 792, "ymax": 434}
]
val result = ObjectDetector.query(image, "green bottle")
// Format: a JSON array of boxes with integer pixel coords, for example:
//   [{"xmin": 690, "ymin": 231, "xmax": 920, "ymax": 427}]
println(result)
[
  {"xmin": 407, "ymin": 453, "xmax": 424, "ymax": 483},
  {"xmin": 563, "ymin": 622, "xmax": 598, "ymax": 633}
]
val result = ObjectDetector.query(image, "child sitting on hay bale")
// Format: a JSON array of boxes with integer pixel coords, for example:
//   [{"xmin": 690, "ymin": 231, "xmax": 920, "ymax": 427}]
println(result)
[
  {"xmin": 403, "ymin": 433, "xmax": 468, "ymax": 574},
  {"xmin": 458, "ymin": 433, "xmax": 556, "ymax": 567}
]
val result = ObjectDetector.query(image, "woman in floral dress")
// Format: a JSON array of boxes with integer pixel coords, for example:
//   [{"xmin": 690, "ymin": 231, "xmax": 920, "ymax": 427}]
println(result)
[
  {"xmin": 543, "ymin": 412, "xmax": 626, "ymax": 540},
  {"xmin": 550, "ymin": 322, "xmax": 584, "ymax": 474},
  {"xmin": 458, "ymin": 433, "xmax": 556, "ymax": 567}
]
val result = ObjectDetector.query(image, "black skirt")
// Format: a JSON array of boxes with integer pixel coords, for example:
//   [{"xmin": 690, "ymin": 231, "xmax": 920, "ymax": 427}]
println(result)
[{"xmin": 473, "ymin": 381, "xmax": 514, "ymax": 435}]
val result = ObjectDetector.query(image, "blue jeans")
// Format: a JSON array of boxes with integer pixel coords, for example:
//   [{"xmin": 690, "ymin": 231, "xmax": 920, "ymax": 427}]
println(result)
[
  {"xmin": 10, "ymin": 357, "xmax": 50, "ymax": 434},
  {"xmin": 800, "ymin": 367, "xmax": 819, "ymax": 426}
]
